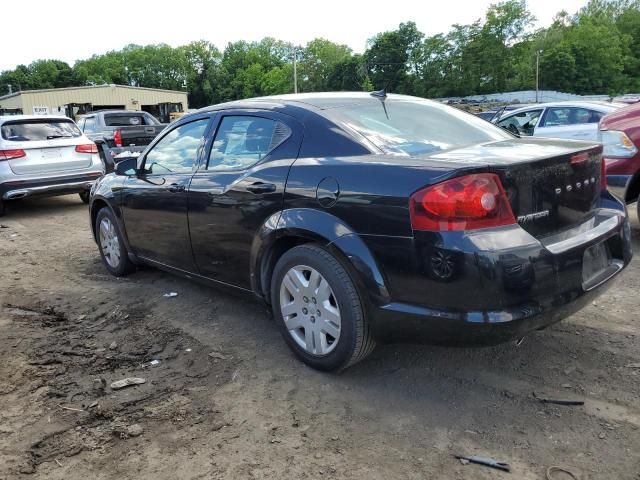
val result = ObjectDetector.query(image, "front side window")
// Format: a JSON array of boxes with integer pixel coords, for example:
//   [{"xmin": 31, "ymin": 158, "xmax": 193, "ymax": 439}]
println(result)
[
  {"xmin": 497, "ymin": 109, "xmax": 542, "ymax": 136},
  {"xmin": 207, "ymin": 116, "xmax": 290, "ymax": 170},
  {"xmin": 145, "ymin": 118, "xmax": 209, "ymax": 174},
  {"xmin": 83, "ymin": 117, "xmax": 96, "ymax": 133},
  {"xmin": 1, "ymin": 119, "xmax": 81, "ymax": 141}
]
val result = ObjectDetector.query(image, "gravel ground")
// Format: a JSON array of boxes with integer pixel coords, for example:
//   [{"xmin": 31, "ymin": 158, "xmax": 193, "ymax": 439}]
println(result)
[{"xmin": 0, "ymin": 195, "xmax": 639, "ymax": 480}]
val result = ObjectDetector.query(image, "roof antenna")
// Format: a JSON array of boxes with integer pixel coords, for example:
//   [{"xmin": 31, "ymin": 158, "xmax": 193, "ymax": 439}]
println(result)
[{"xmin": 370, "ymin": 89, "xmax": 389, "ymax": 119}]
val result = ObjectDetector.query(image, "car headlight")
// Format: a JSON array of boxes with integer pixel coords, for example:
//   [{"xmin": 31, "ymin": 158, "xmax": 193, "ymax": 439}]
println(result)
[{"xmin": 599, "ymin": 130, "xmax": 638, "ymax": 158}]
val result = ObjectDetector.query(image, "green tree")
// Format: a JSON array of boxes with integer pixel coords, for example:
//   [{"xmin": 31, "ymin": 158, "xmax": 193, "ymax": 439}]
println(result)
[
  {"xmin": 299, "ymin": 39, "xmax": 352, "ymax": 92},
  {"xmin": 365, "ymin": 21, "xmax": 424, "ymax": 93}
]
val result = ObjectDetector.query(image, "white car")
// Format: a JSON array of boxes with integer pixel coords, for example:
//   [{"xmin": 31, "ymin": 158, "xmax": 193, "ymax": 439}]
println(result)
[
  {"xmin": 0, "ymin": 115, "xmax": 104, "ymax": 216},
  {"xmin": 495, "ymin": 101, "xmax": 621, "ymax": 140}
]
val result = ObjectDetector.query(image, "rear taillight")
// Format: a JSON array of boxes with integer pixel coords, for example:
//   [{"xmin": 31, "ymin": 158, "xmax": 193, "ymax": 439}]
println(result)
[
  {"xmin": 410, "ymin": 173, "xmax": 516, "ymax": 232},
  {"xmin": 0, "ymin": 149, "xmax": 26, "ymax": 161},
  {"xmin": 601, "ymin": 159, "xmax": 607, "ymax": 191},
  {"xmin": 75, "ymin": 143, "xmax": 98, "ymax": 154},
  {"xmin": 113, "ymin": 129, "xmax": 122, "ymax": 147}
]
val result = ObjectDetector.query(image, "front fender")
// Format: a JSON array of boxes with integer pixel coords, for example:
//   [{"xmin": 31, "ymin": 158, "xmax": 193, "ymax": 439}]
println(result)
[
  {"xmin": 89, "ymin": 175, "xmax": 131, "ymax": 251},
  {"xmin": 250, "ymin": 208, "xmax": 391, "ymax": 306}
]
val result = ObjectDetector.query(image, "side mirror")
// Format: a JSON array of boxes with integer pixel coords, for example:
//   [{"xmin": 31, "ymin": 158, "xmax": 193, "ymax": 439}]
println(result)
[{"xmin": 114, "ymin": 157, "xmax": 138, "ymax": 176}]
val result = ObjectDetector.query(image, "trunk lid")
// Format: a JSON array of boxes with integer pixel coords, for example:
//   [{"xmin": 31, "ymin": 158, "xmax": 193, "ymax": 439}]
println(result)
[
  {"xmin": 428, "ymin": 138, "xmax": 604, "ymax": 238},
  {"xmin": 7, "ymin": 141, "xmax": 94, "ymax": 175}
]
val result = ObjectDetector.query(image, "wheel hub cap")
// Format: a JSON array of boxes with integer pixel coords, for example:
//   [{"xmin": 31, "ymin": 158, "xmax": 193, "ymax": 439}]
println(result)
[
  {"xmin": 99, "ymin": 218, "xmax": 121, "ymax": 268},
  {"xmin": 279, "ymin": 265, "xmax": 341, "ymax": 356}
]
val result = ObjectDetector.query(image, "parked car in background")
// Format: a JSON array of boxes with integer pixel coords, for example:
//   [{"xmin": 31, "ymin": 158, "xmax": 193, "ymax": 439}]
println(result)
[
  {"xmin": 496, "ymin": 102, "xmax": 620, "ymax": 140},
  {"xmin": 0, "ymin": 115, "xmax": 103, "ymax": 215},
  {"xmin": 599, "ymin": 102, "xmax": 640, "ymax": 218},
  {"xmin": 77, "ymin": 110, "xmax": 166, "ymax": 172},
  {"xmin": 89, "ymin": 92, "xmax": 631, "ymax": 371},
  {"xmin": 475, "ymin": 104, "xmax": 531, "ymax": 123}
]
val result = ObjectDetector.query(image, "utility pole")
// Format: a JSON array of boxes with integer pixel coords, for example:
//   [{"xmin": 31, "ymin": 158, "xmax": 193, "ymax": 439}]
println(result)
[
  {"xmin": 293, "ymin": 47, "xmax": 298, "ymax": 94},
  {"xmin": 535, "ymin": 50, "xmax": 542, "ymax": 103}
]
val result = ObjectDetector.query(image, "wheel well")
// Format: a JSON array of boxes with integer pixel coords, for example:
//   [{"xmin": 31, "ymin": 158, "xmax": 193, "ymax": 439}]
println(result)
[
  {"xmin": 259, "ymin": 236, "xmax": 314, "ymax": 301},
  {"xmin": 90, "ymin": 199, "xmax": 109, "ymax": 238},
  {"xmin": 625, "ymin": 172, "xmax": 640, "ymax": 203}
]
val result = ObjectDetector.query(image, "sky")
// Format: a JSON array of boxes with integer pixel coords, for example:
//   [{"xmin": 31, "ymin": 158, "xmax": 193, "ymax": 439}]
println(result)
[{"xmin": 1, "ymin": 0, "xmax": 590, "ymax": 71}]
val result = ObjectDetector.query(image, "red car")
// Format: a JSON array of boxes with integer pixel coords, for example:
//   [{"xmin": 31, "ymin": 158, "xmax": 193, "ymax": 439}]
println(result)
[{"xmin": 600, "ymin": 102, "xmax": 640, "ymax": 218}]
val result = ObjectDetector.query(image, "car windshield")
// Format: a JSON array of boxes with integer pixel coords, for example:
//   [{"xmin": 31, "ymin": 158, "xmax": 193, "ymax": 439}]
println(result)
[
  {"xmin": 1, "ymin": 119, "xmax": 82, "ymax": 141},
  {"xmin": 327, "ymin": 98, "xmax": 512, "ymax": 156}
]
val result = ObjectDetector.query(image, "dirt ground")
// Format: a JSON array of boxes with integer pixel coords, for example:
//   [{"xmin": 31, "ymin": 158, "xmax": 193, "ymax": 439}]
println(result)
[{"xmin": 0, "ymin": 195, "xmax": 638, "ymax": 480}]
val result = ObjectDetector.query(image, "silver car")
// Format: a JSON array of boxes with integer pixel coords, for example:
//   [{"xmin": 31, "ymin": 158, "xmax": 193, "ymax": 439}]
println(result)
[
  {"xmin": 0, "ymin": 115, "xmax": 104, "ymax": 216},
  {"xmin": 495, "ymin": 101, "xmax": 621, "ymax": 140}
]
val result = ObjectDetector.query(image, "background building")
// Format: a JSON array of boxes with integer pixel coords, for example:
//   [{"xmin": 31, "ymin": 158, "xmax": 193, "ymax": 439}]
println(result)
[{"xmin": 0, "ymin": 84, "xmax": 188, "ymax": 123}]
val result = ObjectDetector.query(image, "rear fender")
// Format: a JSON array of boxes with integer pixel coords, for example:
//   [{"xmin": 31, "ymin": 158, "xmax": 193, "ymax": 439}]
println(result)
[{"xmin": 251, "ymin": 208, "xmax": 391, "ymax": 305}]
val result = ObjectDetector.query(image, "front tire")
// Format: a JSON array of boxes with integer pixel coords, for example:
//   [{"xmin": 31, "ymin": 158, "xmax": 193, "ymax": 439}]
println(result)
[
  {"xmin": 271, "ymin": 244, "xmax": 375, "ymax": 371},
  {"xmin": 79, "ymin": 191, "xmax": 90, "ymax": 204},
  {"xmin": 95, "ymin": 207, "xmax": 134, "ymax": 276}
]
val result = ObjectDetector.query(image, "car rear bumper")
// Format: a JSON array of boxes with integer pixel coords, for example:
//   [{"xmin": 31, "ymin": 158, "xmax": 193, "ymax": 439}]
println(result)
[
  {"xmin": 364, "ymin": 203, "xmax": 632, "ymax": 345},
  {"xmin": 0, "ymin": 172, "xmax": 103, "ymax": 200},
  {"xmin": 371, "ymin": 271, "xmax": 620, "ymax": 345}
]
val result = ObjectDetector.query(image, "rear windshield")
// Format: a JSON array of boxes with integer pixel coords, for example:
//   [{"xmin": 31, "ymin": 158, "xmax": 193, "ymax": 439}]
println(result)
[
  {"xmin": 1, "ymin": 119, "xmax": 82, "ymax": 141},
  {"xmin": 104, "ymin": 114, "xmax": 155, "ymax": 126},
  {"xmin": 327, "ymin": 98, "xmax": 512, "ymax": 156}
]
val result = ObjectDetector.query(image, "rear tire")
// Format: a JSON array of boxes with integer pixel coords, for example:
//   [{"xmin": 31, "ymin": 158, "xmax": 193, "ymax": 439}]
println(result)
[
  {"xmin": 95, "ymin": 207, "xmax": 134, "ymax": 277},
  {"xmin": 0, "ymin": 200, "xmax": 5, "ymax": 217},
  {"xmin": 79, "ymin": 191, "xmax": 90, "ymax": 204},
  {"xmin": 271, "ymin": 244, "xmax": 375, "ymax": 372}
]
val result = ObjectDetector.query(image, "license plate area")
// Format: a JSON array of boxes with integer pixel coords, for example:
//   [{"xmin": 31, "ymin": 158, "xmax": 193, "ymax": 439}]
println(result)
[{"xmin": 582, "ymin": 242, "xmax": 611, "ymax": 287}]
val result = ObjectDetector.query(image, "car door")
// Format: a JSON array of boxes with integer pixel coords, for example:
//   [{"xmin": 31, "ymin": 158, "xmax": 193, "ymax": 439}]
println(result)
[
  {"xmin": 120, "ymin": 115, "xmax": 212, "ymax": 271},
  {"xmin": 496, "ymin": 108, "xmax": 543, "ymax": 136},
  {"xmin": 188, "ymin": 110, "xmax": 303, "ymax": 289},
  {"xmin": 535, "ymin": 107, "xmax": 603, "ymax": 140}
]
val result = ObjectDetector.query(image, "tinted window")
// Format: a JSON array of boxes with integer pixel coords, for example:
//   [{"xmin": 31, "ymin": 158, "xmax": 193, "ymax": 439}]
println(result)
[
  {"xmin": 497, "ymin": 109, "xmax": 543, "ymax": 136},
  {"xmin": 83, "ymin": 117, "xmax": 96, "ymax": 133},
  {"xmin": 104, "ymin": 114, "xmax": 152, "ymax": 126},
  {"xmin": 145, "ymin": 118, "xmax": 209, "ymax": 174},
  {"xmin": 541, "ymin": 107, "xmax": 604, "ymax": 127},
  {"xmin": 1, "ymin": 119, "xmax": 81, "ymax": 141},
  {"xmin": 208, "ymin": 116, "xmax": 290, "ymax": 170},
  {"xmin": 326, "ymin": 98, "xmax": 511, "ymax": 156}
]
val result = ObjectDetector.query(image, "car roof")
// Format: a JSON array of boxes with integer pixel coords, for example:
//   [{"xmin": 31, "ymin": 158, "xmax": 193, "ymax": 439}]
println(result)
[
  {"xmin": 504, "ymin": 101, "xmax": 619, "ymax": 116},
  {"xmin": 0, "ymin": 114, "xmax": 76, "ymax": 125},
  {"xmin": 79, "ymin": 110, "xmax": 147, "ymax": 117},
  {"xmin": 198, "ymin": 92, "xmax": 432, "ymax": 113}
]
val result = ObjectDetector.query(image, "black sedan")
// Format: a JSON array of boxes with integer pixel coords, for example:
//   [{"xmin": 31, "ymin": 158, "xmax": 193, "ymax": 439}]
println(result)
[{"xmin": 89, "ymin": 92, "xmax": 632, "ymax": 371}]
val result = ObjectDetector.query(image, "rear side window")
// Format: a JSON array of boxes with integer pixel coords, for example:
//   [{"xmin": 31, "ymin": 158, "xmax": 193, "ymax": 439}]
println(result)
[
  {"xmin": 207, "ymin": 116, "xmax": 290, "ymax": 170},
  {"xmin": 104, "ymin": 114, "xmax": 152, "ymax": 127},
  {"xmin": 541, "ymin": 107, "xmax": 604, "ymax": 127},
  {"xmin": 1, "ymin": 119, "xmax": 81, "ymax": 141},
  {"xmin": 327, "ymin": 98, "xmax": 512, "ymax": 156}
]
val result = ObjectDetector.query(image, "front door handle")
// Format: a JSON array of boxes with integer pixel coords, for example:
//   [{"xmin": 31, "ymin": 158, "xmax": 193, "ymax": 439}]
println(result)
[
  {"xmin": 167, "ymin": 183, "xmax": 185, "ymax": 193},
  {"xmin": 246, "ymin": 182, "xmax": 276, "ymax": 194}
]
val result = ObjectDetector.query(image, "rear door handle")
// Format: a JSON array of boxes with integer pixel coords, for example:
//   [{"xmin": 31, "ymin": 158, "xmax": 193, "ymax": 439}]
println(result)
[
  {"xmin": 246, "ymin": 182, "xmax": 276, "ymax": 194},
  {"xmin": 167, "ymin": 183, "xmax": 186, "ymax": 193}
]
